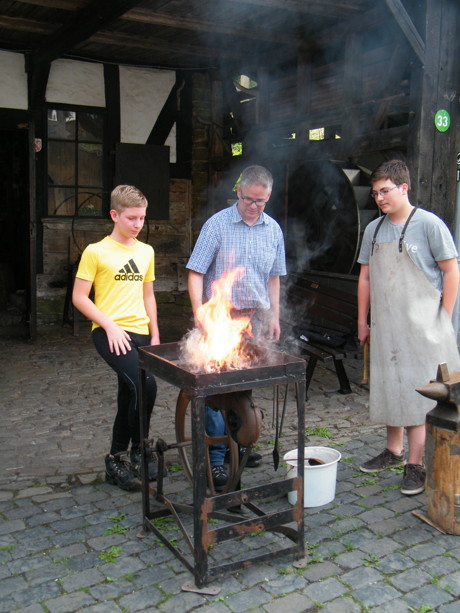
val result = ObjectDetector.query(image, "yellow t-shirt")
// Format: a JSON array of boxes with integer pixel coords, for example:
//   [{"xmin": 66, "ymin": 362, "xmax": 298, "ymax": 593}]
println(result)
[{"xmin": 76, "ymin": 236, "xmax": 155, "ymax": 334}]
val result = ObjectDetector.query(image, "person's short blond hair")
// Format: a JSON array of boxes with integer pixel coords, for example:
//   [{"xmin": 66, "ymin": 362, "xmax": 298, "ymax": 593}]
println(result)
[{"xmin": 110, "ymin": 185, "xmax": 148, "ymax": 213}]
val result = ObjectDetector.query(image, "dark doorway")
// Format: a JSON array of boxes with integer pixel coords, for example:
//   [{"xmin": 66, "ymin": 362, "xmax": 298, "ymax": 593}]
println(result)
[{"xmin": 0, "ymin": 128, "xmax": 29, "ymax": 335}]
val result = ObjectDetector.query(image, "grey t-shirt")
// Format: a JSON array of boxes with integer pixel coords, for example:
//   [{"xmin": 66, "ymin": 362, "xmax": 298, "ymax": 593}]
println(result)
[{"xmin": 358, "ymin": 208, "xmax": 458, "ymax": 292}]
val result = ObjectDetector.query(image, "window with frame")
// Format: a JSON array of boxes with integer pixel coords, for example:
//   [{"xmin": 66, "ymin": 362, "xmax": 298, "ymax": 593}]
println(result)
[{"xmin": 47, "ymin": 106, "xmax": 104, "ymax": 216}]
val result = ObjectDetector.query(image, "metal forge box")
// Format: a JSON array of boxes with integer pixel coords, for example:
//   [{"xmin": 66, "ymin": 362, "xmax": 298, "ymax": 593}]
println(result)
[{"xmin": 138, "ymin": 341, "xmax": 306, "ymax": 587}]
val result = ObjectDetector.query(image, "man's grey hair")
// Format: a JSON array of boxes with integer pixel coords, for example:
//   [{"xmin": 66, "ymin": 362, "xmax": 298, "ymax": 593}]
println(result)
[{"xmin": 239, "ymin": 165, "xmax": 273, "ymax": 191}]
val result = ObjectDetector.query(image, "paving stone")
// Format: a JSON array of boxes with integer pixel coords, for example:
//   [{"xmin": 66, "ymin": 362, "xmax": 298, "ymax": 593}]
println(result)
[
  {"xmin": 0, "ymin": 518, "xmax": 26, "ymax": 535},
  {"xmin": 84, "ymin": 603, "xmax": 124, "ymax": 613},
  {"xmin": 302, "ymin": 576, "xmax": 348, "ymax": 603},
  {"xmin": 49, "ymin": 543, "xmax": 87, "ymax": 561},
  {"xmin": 403, "ymin": 583, "xmax": 454, "ymax": 609},
  {"xmin": 341, "ymin": 566, "xmax": 383, "ymax": 589},
  {"xmin": 333, "ymin": 550, "xmax": 366, "ymax": 569},
  {"xmin": 12, "ymin": 604, "xmax": 47, "ymax": 613},
  {"xmin": 439, "ymin": 570, "xmax": 460, "ymax": 597},
  {"xmin": 352, "ymin": 583, "xmax": 402, "ymax": 607},
  {"xmin": 302, "ymin": 561, "xmax": 342, "ymax": 582},
  {"xmin": 60, "ymin": 567, "xmax": 106, "ymax": 592},
  {"xmin": 16, "ymin": 486, "xmax": 53, "ymax": 499},
  {"xmin": 377, "ymin": 552, "xmax": 416, "ymax": 573},
  {"xmin": 263, "ymin": 571, "xmax": 307, "ymax": 595},
  {"xmin": 320, "ymin": 597, "xmax": 362, "ymax": 613},
  {"xmin": 0, "ymin": 574, "xmax": 28, "ymax": 598},
  {"xmin": 224, "ymin": 585, "xmax": 273, "ymax": 612},
  {"xmin": 24, "ymin": 562, "xmax": 69, "ymax": 587},
  {"xmin": 406, "ymin": 542, "xmax": 446, "ymax": 562},
  {"xmin": 89, "ymin": 578, "xmax": 137, "ymax": 601},
  {"xmin": 438, "ymin": 602, "xmax": 460, "ymax": 613},
  {"xmin": 359, "ymin": 536, "xmax": 401, "ymax": 557},
  {"xmin": 263, "ymin": 591, "xmax": 315, "ymax": 613},
  {"xmin": 118, "ymin": 584, "xmax": 170, "ymax": 611},
  {"xmin": 389, "ymin": 567, "xmax": 432, "ymax": 592},
  {"xmin": 420, "ymin": 554, "xmax": 460, "ymax": 576},
  {"xmin": 366, "ymin": 599, "xmax": 412, "ymax": 612},
  {"xmin": 44, "ymin": 590, "xmax": 96, "ymax": 613},
  {"xmin": 97, "ymin": 555, "xmax": 147, "ymax": 581}
]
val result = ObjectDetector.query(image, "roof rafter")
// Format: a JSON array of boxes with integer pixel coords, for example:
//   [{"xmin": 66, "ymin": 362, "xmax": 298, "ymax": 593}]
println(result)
[
  {"xmin": 27, "ymin": 0, "xmax": 142, "ymax": 107},
  {"xmin": 226, "ymin": 0, "xmax": 365, "ymax": 18},
  {"xmin": 384, "ymin": 0, "xmax": 424, "ymax": 62}
]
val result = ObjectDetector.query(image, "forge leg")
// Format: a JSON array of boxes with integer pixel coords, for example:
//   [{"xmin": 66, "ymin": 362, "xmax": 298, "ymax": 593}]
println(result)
[
  {"xmin": 295, "ymin": 381, "xmax": 305, "ymax": 554},
  {"xmin": 139, "ymin": 366, "xmax": 151, "ymax": 528},
  {"xmin": 191, "ymin": 394, "xmax": 209, "ymax": 587}
]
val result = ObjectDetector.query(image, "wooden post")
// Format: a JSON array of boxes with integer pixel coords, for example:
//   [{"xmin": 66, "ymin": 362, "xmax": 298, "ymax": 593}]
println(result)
[
  {"xmin": 425, "ymin": 422, "xmax": 460, "ymax": 535},
  {"xmin": 407, "ymin": 0, "xmax": 460, "ymax": 228}
]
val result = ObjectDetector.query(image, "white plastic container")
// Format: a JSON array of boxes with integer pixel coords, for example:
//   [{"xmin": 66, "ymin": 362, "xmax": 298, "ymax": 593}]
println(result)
[{"xmin": 284, "ymin": 446, "xmax": 341, "ymax": 507}]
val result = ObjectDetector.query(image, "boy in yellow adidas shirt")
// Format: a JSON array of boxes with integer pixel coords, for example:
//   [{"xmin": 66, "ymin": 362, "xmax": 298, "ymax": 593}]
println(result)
[{"xmin": 73, "ymin": 184, "xmax": 160, "ymax": 491}]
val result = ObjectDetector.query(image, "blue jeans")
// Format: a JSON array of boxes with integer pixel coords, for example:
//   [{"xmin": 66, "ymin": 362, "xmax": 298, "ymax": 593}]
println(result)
[{"xmin": 206, "ymin": 407, "xmax": 226, "ymax": 466}]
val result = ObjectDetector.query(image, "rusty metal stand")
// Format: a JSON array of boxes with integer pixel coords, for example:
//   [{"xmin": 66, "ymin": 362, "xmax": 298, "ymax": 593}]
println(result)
[{"xmin": 138, "ymin": 343, "xmax": 306, "ymax": 588}]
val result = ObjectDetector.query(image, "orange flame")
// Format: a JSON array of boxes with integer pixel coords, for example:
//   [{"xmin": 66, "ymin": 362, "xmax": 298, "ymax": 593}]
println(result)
[{"xmin": 180, "ymin": 267, "xmax": 253, "ymax": 373}]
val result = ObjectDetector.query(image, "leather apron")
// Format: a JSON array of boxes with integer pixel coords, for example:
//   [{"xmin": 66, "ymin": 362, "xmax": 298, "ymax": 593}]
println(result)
[{"xmin": 369, "ymin": 216, "xmax": 460, "ymax": 427}]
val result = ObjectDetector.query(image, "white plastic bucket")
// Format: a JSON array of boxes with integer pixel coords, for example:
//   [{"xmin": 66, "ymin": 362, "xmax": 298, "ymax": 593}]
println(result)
[{"xmin": 284, "ymin": 446, "xmax": 341, "ymax": 507}]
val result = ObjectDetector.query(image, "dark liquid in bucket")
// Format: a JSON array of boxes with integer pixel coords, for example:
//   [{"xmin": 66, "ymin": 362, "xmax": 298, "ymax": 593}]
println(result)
[{"xmin": 306, "ymin": 458, "xmax": 325, "ymax": 466}]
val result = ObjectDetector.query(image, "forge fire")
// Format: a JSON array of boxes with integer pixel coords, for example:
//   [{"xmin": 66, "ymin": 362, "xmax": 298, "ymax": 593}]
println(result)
[{"xmin": 178, "ymin": 267, "xmax": 255, "ymax": 373}]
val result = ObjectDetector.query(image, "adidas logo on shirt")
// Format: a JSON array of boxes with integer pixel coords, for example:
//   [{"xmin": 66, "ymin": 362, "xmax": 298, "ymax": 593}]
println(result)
[{"xmin": 114, "ymin": 259, "xmax": 144, "ymax": 281}]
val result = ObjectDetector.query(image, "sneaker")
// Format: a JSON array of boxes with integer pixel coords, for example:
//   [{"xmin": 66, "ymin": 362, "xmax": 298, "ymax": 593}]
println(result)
[
  {"xmin": 105, "ymin": 452, "xmax": 141, "ymax": 491},
  {"xmin": 225, "ymin": 447, "xmax": 262, "ymax": 468},
  {"xmin": 130, "ymin": 447, "xmax": 166, "ymax": 482},
  {"xmin": 401, "ymin": 463, "xmax": 426, "ymax": 495},
  {"xmin": 359, "ymin": 448, "xmax": 405, "ymax": 473},
  {"xmin": 211, "ymin": 464, "xmax": 228, "ymax": 492}
]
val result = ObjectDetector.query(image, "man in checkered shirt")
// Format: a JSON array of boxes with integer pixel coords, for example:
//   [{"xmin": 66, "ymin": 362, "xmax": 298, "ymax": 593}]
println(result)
[{"xmin": 186, "ymin": 165, "xmax": 287, "ymax": 489}]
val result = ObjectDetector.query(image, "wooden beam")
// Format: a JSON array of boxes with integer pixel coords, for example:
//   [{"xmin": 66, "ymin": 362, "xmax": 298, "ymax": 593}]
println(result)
[
  {"xmin": 87, "ymin": 30, "xmax": 248, "ymax": 62},
  {"xmin": 124, "ymin": 8, "xmax": 295, "ymax": 45},
  {"xmin": 32, "ymin": 0, "xmax": 142, "ymax": 66},
  {"xmin": 227, "ymin": 0, "xmax": 365, "ymax": 18},
  {"xmin": 349, "ymin": 125, "xmax": 409, "ymax": 155},
  {"xmin": 15, "ymin": 0, "xmax": 295, "ymax": 44},
  {"xmin": 15, "ymin": 0, "xmax": 85, "ymax": 8},
  {"xmin": 27, "ymin": 0, "xmax": 142, "ymax": 108},
  {"xmin": 0, "ymin": 14, "xmax": 53, "ymax": 35},
  {"xmin": 342, "ymin": 31, "xmax": 362, "ymax": 141},
  {"xmin": 406, "ymin": 0, "xmax": 459, "ymax": 227},
  {"xmin": 384, "ymin": 0, "xmax": 425, "ymax": 63},
  {"xmin": 147, "ymin": 79, "xmax": 185, "ymax": 146}
]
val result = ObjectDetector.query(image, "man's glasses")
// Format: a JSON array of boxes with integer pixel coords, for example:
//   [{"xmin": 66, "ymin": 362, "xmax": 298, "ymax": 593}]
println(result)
[
  {"xmin": 370, "ymin": 185, "xmax": 401, "ymax": 199},
  {"xmin": 240, "ymin": 193, "xmax": 268, "ymax": 206}
]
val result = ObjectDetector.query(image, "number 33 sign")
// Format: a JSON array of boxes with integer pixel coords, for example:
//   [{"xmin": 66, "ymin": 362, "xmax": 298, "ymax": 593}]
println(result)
[{"xmin": 435, "ymin": 109, "xmax": 450, "ymax": 132}]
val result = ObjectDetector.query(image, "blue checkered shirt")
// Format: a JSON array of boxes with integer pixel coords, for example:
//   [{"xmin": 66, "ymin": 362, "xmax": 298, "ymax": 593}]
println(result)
[{"xmin": 186, "ymin": 203, "xmax": 286, "ymax": 310}]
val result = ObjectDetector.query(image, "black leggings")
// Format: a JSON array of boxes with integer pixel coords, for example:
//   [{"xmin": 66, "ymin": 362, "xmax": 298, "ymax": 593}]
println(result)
[{"xmin": 92, "ymin": 327, "xmax": 157, "ymax": 455}]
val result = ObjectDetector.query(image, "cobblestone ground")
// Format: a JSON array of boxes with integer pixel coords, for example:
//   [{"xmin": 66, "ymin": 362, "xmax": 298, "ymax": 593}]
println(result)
[{"xmin": 0, "ymin": 324, "xmax": 459, "ymax": 613}]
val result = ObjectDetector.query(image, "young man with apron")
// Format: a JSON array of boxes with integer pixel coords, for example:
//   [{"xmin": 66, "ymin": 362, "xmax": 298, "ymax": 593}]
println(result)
[{"xmin": 357, "ymin": 160, "xmax": 460, "ymax": 495}]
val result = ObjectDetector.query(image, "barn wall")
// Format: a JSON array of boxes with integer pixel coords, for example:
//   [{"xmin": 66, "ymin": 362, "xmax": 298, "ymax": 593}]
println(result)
[
  {"xmin": 0, "ymin": 52, "xmax": 193, "ymax": 331},
  {"xmin": 39, "ymin": 178, "xmax": 191, "ymax": 327}
]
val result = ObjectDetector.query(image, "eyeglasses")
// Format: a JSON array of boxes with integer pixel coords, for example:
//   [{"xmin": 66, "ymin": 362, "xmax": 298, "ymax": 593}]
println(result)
[
  {"xmin": 370, "ymin": 185, "xmax": 401, "ymax": 199},
  {"xmin": 240, "ymin": 193, "xmax": 268, "ymax": 206}
]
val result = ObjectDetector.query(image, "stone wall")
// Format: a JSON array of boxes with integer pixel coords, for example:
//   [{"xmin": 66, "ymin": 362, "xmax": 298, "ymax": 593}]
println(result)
[{"xmin": 38, "ymin": 179, "xmax": 192, "ymax": 328}]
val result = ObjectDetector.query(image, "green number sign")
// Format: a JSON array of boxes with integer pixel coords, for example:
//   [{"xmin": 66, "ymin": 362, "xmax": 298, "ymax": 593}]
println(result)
[{"xmin": 435, "ymin": 109, "xmax": 450, "ymax": 132}]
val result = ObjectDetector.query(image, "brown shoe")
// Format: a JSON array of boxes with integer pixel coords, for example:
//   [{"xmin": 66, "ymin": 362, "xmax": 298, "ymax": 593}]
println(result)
[
  {"xmin": 401, "ymin": 464, "xmax": 425, "ymax": 495},
  {"xmin": 359, "ymin": 448, "xmax": 405, "ymax": 473}
]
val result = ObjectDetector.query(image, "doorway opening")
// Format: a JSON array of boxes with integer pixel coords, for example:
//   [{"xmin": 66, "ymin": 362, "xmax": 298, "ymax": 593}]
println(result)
[{"xmin": 0, "ymin": 128, "xmax": 29, "ymax": 336}]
